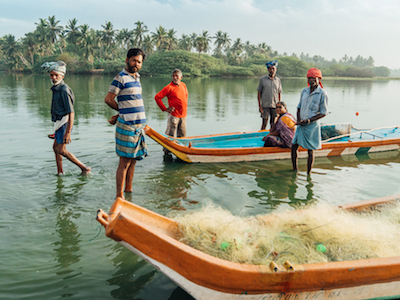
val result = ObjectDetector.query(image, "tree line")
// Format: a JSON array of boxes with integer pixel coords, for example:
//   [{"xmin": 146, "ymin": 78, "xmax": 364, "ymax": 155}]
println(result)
[{"xmin": 0, "ymin": 16, "xmax": 391, "ymax": 77}]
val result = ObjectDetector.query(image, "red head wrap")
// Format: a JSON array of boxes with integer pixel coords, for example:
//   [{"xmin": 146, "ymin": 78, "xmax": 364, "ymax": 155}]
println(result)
[{"xmin": 307, "ymin": 68, "xmax": 323, "ymax": 88}]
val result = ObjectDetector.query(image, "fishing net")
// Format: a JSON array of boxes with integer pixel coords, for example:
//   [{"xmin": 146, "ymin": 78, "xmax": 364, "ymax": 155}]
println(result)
[
  {"xmin": 321, "ymin": 124, "xmax": 351, "ymax": 140},
  {"xmin": 172, "ymin": 202, "xmax": 400, "ymax": 265}
]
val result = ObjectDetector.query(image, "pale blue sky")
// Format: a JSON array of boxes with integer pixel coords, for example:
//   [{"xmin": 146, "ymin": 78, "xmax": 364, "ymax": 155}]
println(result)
[{"xmin": 1, "ymin": 0, "xmax": 400, "ymax": 68}]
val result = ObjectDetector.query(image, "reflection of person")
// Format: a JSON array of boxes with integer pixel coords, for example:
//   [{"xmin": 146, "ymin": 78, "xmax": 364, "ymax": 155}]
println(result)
[
  {"xmin": 104, "ymin": 48, "xmax": 148, "ymax": 199},
  {"xmin": 257, "ymin": 60, "xmax": 282, "ymax": 130},
  {"xmin": 41, "ymin": 61, "xmax": 91, "ymax": 175},
  {"xmin": 291, "ymin": 68, "xmax": 328, "ymax": 174},
  {"xmin": 154, "ymin": 68, "xmax": 188, "ymax": 140},
  {"xmin": 262, "ymin": 101, "xmax": 296, "ymax": 148}
]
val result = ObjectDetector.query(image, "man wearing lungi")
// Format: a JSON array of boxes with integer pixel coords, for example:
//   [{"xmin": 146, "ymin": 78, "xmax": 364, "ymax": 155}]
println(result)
[
  {"xmin": 257, "ymin": 60, "xmax": 282, "ymax": 130},
  {"xmin": 42, "ymin": 60, "xmax": 91, "ymax": 175},
  {"xmin": 105, "ymin": 48, "xmax": 148, "ymax": 199},
  {"xmin": 291, "ymin": 68, "xmax": 328, "ymax": 174}
]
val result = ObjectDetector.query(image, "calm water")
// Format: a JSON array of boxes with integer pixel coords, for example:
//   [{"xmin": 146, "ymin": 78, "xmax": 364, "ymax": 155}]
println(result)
[{"xmin": 1, "ymin": 73, "xmax": 400, "ymax": 299}]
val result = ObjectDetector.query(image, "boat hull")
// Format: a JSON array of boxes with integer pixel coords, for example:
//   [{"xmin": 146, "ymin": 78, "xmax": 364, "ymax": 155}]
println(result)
[
  {"xmin": 97, "ymin": 194, "xmax": 400, "ymax": 300},
  {"xmin": 143, "ymin": 125, "xmax": 400, "ymax": 163}
]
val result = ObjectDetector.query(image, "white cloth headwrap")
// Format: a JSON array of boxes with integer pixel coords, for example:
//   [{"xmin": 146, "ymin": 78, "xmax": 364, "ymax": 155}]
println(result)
[{"xmin": 41, "ymin": 61, "xmax": 67, "ymax": 75}]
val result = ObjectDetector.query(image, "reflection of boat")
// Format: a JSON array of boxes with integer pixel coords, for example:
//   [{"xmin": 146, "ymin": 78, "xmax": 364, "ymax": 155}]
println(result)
[
  {"xmin": 144, "ymin": 124, "xmax": 400, "ymax": 163},
  {"xmin": 97, "ymin": 194, "xmax": 400, "ymax": 300}
]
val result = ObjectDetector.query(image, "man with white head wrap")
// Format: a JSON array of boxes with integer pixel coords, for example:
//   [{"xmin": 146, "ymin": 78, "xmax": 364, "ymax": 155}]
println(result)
[{"xmin": 42, "ymin": 61, "xmax": 91, "ymax": 175}]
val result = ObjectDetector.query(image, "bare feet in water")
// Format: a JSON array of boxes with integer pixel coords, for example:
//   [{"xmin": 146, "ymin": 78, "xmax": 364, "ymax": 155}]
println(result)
[{"xmin": 82, "ymin": 167, "xmax": 91, "ymax": 175}]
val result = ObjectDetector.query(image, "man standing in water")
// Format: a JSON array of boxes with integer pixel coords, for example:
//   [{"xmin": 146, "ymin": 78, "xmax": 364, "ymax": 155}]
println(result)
[
  {"xmin": 42, "ymin": 61, "xmax": 91, "ymax": 175},
  {"xmin": 104, "ymin": 48, "xmax": 148, "ymax": 199},
  {"xmin": 154, "ymin": 68, "xmax": 188, "ymax": 156},
  {"xmin": 291, "ymin": 68, "xmax": 328, "ymax": 174},
  {"xmin": 257, "ymin": 60, "xmax": 282, "ymax": 130}
]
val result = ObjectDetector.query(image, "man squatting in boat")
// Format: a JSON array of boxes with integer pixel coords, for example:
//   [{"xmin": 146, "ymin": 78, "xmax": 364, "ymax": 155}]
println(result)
[
  {"xmin": 105, "ymin": 48, "xmax": 148, "ymax": 199},
  {"xmin": 42, "ymin": 60, "xmax": 91, "ymax": 175},
  {"xmin": 257, "ymin": 60, "xmax": 283, "ymax": 130},
  {"xmin": 291, "ymin": 68, "xmax": 329, "ymax": 174},
  {"xmin": 154, "ymin": 68, "xmax": 189, "ymax": 157}
]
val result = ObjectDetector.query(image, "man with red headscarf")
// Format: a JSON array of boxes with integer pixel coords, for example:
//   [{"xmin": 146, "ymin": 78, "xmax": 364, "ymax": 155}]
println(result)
[{"xmin": 291, "ymin": 68, "xmax": 328, "ymax": 174}]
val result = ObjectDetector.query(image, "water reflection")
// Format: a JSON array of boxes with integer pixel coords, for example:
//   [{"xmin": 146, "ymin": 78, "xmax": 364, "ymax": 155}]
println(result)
[
  {"xmin": 50, "ymin": 176, "xmax": 89, "ymax": 295},
  {"xmin": 249, "ymin": 171, "xmax": 316, "ymax": 209},
  {"xmin": 107, "ymin": 244, "xmax": 156, "ymax": 299}
]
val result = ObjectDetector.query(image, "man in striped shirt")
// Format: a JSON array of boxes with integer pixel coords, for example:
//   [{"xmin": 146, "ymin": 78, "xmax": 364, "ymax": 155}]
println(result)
[{"xmin": 105, "ymin": 48, "xmax": 148, "ymax": 199}]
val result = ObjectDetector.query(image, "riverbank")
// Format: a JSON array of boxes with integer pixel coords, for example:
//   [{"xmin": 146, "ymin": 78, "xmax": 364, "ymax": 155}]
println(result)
[{"xmin": 1, "ymin": 50, "xmax": 392, "ymax": 79}]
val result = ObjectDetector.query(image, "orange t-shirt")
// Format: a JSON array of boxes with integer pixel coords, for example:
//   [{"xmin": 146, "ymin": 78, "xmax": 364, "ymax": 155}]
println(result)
[{"xmin": 154, "ymin": 81, "xmax": 188, "ymax": 118}]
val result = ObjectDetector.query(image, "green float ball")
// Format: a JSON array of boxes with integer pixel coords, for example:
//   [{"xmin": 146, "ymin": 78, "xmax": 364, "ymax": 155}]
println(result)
[
  {"xmin": 316, "ymin": 244, "xmax": 326, "ymax": 253},
  {"xmin": 220, "ymin": 241, "xmax": 230, "ymax": 250}
]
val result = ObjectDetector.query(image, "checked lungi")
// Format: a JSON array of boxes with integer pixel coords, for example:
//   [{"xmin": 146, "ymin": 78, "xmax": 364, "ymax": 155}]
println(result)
[{"xmin": 115, "ymin": 117, "xmax": 148, "ymax": 160}]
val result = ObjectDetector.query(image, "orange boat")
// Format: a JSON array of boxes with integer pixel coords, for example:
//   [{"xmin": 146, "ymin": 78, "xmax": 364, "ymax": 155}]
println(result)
[
  {"xmin": 97, "ymin": 194, "xmax": 400, "ymax": 300},
  {"xmin": 144, "ymin": 124, "xmax": 400, "ymax": 163}
]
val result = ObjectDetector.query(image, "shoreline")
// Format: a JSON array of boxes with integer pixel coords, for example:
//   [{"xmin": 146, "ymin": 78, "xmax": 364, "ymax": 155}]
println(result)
[{"xmin": 1, "ymin": 70, "xmax": 399, "ymax": 80}]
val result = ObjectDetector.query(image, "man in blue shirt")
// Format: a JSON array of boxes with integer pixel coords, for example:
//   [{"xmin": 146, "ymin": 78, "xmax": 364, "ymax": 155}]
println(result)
[
  {"xmin": 105, "ymin": 49, "xmax": 148, "ymax": 199},
  {"xmin": 291, "ymin": 68, "xmax": 328, "ymax": 174},
  {"xmin": 42, "ymin": 61, "xmax": 91, "ymax": 175}
]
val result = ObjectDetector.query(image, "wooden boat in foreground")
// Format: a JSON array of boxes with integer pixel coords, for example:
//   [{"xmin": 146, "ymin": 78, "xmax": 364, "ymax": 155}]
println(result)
[
  {"xmin": 144, "ymin": 124, "xmax": 400, "ymax": 163},
  {"xmin": 97, "ymin": 194, "xmax": 400, "ymax": 300}
]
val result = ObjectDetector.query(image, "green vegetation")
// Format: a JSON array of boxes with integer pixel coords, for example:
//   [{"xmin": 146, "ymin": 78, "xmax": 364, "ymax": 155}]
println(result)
[{"xmin": 0, "ymin": 16, "xmax": 391, "ymax": 78}]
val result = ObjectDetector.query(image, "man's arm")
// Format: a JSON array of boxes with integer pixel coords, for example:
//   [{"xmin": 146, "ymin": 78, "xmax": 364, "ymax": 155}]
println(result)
[
  {"xmin": 154, "ymin": 86, "xmax": 169, "ymax": 112},
  {"xmin": 257, "ymin": 91, "xmax": 263, "ymax": 113},
  {"xmin": 105, "ymin": 92, "xmax": 118, "ymax": 111},
  {"xmin": 64, "ymin": 112, "xmax": 74, "ymax": 144},
  {"xmin": 296, "ymin": 108, "xmax": 301, "ymax": 125}
]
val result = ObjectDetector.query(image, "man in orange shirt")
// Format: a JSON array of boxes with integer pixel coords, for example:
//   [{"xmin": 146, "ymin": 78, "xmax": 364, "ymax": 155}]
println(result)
[{"xmin": 154, "ymin": 68, "xmax": 189, "ymax": 144}]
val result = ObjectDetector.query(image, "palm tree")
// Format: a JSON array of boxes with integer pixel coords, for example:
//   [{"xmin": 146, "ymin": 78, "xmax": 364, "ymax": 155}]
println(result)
[
  {"xmin": 34, "ymin": 18, "xmax": 53, "ymax": 56},
  {"xmin": 100, "ymin": 21, "xmax": 117, "ymax": 48},
  {"xmin": 231, "ymin": 38, "xmax": 244, "ymax": 54},
  {"xmin": 65, "ymin": 18, "xmax": 82, "ymax": 52},
  {"xmin": 0, "ymin": 34, "xmax": 25, "ymax": 70},
  {"xmin": 133, "ymin": 21, "xmax": 148, "ymax": 48},
  {"xmin": 77, "ymin": 25, "xmax": 97, "ymax": 62},
  {"xmin": 221, "ymin": 32, "xmax": 231, "ymax": 53},
  {"xmin": 213, "ymin": 30, "xmax": 224, "ymax": 55},
  {"xmin": 256, "ymin": 42, "xmax": 271, "ymax": 56},
  {"xmin": 178, "ymin": 34, "xmax": 192, "ymax": 51},
  {"xmin": 21, "ymin": 32, "xmax": 38, "ymax": 65},
  {"xmin": 117, "ymin": 28, "xmax": 133, "ymax": 50},
  {"xmin": 166, "ymin": 29, "xmax": 178, "ymax": 51},
  {"xmin": 57, "ymin": 31, "xmax": 67, "ymax": 53},
  {"xmin": 244, "ymin": 41, "xmax": 255, "ymax": 58},
  {"xmin": 47, "ymin": 15, "xmax": 64, "ymax": 44},
  {"xmin": 190, "ymin": 33, "xmax": 197, "ymax": 52},
  {"xmin": 151, "ymin": 26, "xmax": 168, "ymax": 51},
  {"xmin": 142, "ymin": 35, "xmax": 154, "ymax": 56},
  {"xmin": 99, "ymin": 21, "xmax": 117, "ymax": 59},
  {"xmin": 195, "ymin": 31, "xmax": 211, "ymax": 57}
]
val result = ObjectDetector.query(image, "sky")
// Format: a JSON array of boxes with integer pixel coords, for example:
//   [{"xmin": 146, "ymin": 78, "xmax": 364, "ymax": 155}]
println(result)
[{"xmin": 1, "ymin": 0, "xmax": 400, "ymax": 69}]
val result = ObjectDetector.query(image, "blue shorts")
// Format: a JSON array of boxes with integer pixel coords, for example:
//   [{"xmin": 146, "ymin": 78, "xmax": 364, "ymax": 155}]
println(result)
[{"xmin": 55, "ymin": 123, "xmax": 70, "ymax": 144}]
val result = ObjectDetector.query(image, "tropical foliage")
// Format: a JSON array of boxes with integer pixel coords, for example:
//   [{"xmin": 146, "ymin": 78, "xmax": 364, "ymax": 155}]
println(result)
[{"xmin": 0, "ymin": 16, "xmax": 391, "ymax": 77}]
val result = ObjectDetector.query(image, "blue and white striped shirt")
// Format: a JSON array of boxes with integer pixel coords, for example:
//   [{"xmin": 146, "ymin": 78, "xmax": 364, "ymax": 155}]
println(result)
[{"xmin": 109, "ymin": 69, "xmax": 146, "ymax": 125}]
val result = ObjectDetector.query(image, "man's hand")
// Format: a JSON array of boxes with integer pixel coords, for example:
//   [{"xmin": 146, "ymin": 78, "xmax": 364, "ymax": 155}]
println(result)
[
  {"xmin": 259, "ymin": 107, "xmax": 264, "ymax": 114},
  {"xmin": 108, "ymin": 114, "xmax": 119, "ymax": 125},
  {"xmin": 64, "ymin": 132, "xmax": 72, "ymax": 144},
  {"xmin": 296, "ymin": 119, "xmax": 309, "ymax": 126},
  {"xmin": 166, "ymin": 107, "xmax": 175, "ymax": 113}
]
